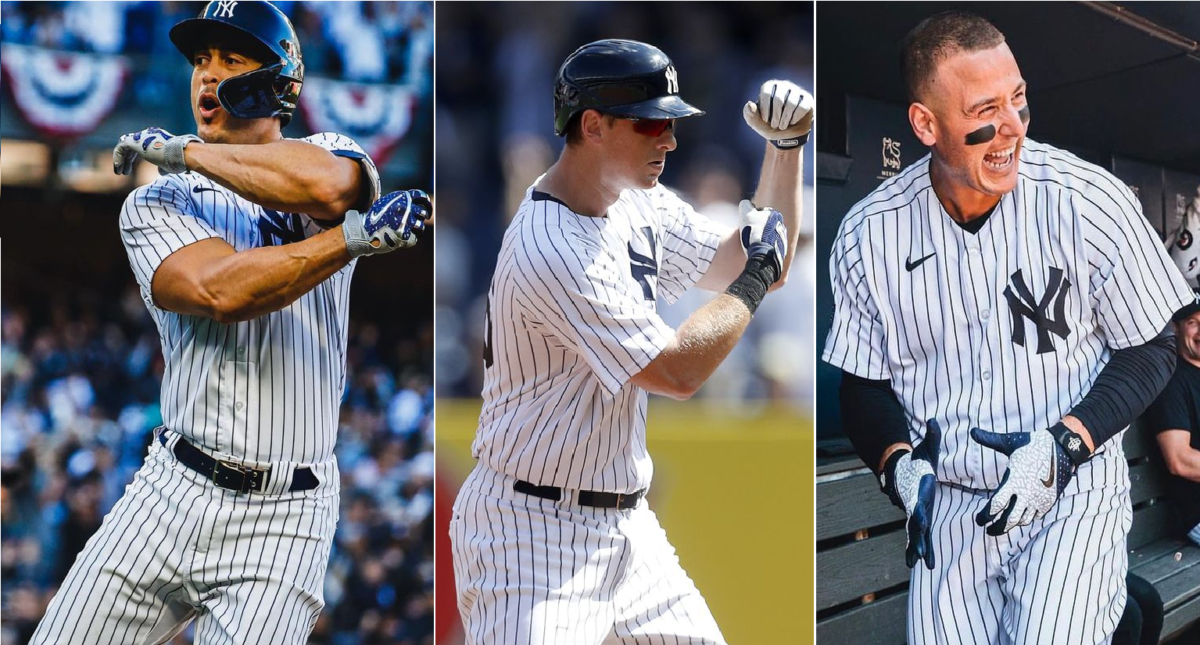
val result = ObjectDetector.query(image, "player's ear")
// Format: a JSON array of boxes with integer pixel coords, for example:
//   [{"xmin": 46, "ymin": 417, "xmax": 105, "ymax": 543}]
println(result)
[
  {"xmin": 909, "ymin": 102, "xmax": 937, "ymax": 147},
  {"xmin": 581, "ymin": 110, "xmax": 606, "ymax": 144}
]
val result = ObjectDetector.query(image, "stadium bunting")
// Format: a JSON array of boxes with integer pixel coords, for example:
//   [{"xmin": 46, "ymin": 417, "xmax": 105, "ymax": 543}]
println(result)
[
  {"xmin": 299, "ymin": 77, "xmax": 417, "ymax": 166},
  {"xmin": 1, "ymin": 44, "xmax": 128, "ymax": 139}
]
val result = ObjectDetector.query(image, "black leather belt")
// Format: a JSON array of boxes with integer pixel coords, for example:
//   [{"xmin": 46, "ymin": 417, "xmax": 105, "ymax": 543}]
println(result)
[
  {"xmin": 159, "ymin": 433, "xmax": 318, "ymax": 493},
  {"xmin": 513, "ymin": 479, "xmax": 645, "ymax": 510}
]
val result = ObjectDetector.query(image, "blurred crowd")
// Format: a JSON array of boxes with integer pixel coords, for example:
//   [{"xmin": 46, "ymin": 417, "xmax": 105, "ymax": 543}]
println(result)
[
  {"xmin": 0, "ymin": 1, "xmax": 433, "ymax": 95},
  {"xmin": 434, "ymin": 2, "xmax": 817, "ymax": 406},
  {"xmin": 0, "ymin": 283, "xmax": 434, "ymax": 645}
]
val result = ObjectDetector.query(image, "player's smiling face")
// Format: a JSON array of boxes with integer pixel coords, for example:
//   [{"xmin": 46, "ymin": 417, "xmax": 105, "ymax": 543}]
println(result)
[
  {"xmin": 190, "ymin": 43, "xmax": 277, "ymax": 144},
  {"xmin": 914, "ymin": 43, "xmax": 1029, "ymax": 218}
]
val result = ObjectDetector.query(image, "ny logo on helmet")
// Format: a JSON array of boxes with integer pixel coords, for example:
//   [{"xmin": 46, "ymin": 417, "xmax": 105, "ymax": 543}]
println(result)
[
  {"xmin": 665, "ymin": 66, "xmax": 679, "ymax": 94},
  {"xmin": 214, "ymin": 1, "xmax": 238, "ymax": 18}
]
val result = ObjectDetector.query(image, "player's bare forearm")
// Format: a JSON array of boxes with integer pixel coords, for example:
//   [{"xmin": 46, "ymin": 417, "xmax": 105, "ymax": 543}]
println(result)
[
  {"xmin": 752, "ymin": 143, "xmax": 802, "ymax": 288},
  {"xmin": 185, "ymin": 140, "xmax": 364, "ymax": 219},
  {"xmin": 695, "ymin": 146, "xmax": 802, "ymax": 293},
  {"xmin": 629, "ymin": 293, "xmax": 752, "ymax": 400},
  {"xmin": 153, "ymin": 229, "xmax": 352, "ymax": 323}
]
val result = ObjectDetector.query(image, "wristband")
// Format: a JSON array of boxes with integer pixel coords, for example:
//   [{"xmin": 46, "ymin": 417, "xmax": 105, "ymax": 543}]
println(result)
[
  {"xmin": 771, "ymin": 130, "xmax": 810, "ymax": 150},
  {"xmin": 725, "ymin": 255, "xmax": 778, "ymax": 314},
  {"xmin": 1047, "ymin": 422, "xmax": 1091, "ymax": 466},
  {"xmin": 879, "ymin": 448, "xmax": 913, "ymax": 510}
]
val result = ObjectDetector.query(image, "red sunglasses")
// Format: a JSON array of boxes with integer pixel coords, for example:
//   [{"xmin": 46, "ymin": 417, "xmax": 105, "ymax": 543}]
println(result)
[{"xmin": 625, "ymin": 117, "xmax": 676, "ymax": 137}]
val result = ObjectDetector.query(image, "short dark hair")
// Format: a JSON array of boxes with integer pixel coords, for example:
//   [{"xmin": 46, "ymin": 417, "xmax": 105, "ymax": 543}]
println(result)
[{"xmin": 900, "ymin": 11, "xmax": 1006, "ymax": 104}]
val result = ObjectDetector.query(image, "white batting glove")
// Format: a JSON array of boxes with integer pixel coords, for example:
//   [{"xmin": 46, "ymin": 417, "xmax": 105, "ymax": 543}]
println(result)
[
  {"xmin": 743, "ymin": 80, "xmax": 814, "ymax": 149},
  {"xmin": 738, "ymin": 199, "xmax": 788, "ymax": 283},
  {"xmin": 113, "ymin": 127, "xmax": 201, "ymax": 176},
  {"xmin": 343, "ymin": 189, "xmax": 432, "ymax": 258},
  {"xmin": 971, "ymin": 423, "xmax": 1088, "ymax": 536}
]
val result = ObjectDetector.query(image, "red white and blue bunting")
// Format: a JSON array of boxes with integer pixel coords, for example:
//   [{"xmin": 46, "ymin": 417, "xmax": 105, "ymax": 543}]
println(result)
[
  {"xmin": 1, "ymin": 44, "xmax": 128, "ymax": 140},
  {"xmin": 300, "ymin": 77, "xmax": 417, "ymax": 166}
]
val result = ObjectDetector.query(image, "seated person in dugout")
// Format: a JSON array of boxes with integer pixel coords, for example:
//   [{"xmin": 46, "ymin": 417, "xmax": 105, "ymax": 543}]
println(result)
[{"xmin": 1144, "ymin": 292, "xmax": 1200, "ymax": 548}]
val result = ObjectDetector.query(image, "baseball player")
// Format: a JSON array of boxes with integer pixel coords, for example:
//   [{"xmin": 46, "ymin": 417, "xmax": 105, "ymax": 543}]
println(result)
[
  {"xmin": 449, "ymin": 39, "xmax": 811, "ymax": 644},
  {"xmin": 30, "ymin": 2, "xmax": 429, "ymax": 643},
  {"xmin": 823, "ymin": 11, "xmax": 1192, "ymax": 645}
]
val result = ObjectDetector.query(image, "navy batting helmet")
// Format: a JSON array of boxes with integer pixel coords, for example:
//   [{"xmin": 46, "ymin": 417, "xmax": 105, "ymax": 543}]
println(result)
[
  {"xmin": 553, "ymin": 39, "xmax": 704, "ymax": 137},
  {"xmin": 170, "ymin": 0, "xmax": 303, "ymax": 126}
]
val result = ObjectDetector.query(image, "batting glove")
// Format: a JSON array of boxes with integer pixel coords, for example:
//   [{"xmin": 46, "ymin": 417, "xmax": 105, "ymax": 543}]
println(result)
[
  {"xmin": 971, "ymin": 422, "xmax": 1091, "ymax": 536},
  {"xmin": 343, "ymin": 189, "xmax": 431, "ymax": 258},
  {"xmin": 113, "ymin": 127, "xmax": 201, "ymax": 176},
  {"xmin": 743, "ymin": 80, "xmax": 814, "ymax": 149},
  {"xmin": 880, "ymin": 419, "xmax": 942, "ymax": 570},
  {"xmin": 738, "ymin": 199, "xmax": 787, "ymax": 283}
]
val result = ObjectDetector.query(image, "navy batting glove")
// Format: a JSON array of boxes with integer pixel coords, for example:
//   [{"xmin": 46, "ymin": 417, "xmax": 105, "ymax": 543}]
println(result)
[
  {"xmin": 738, "ymin": 199, "xmax": 788, "ymax": 283},
  {"xmin": 971, "ymin": 423, "xmax": 1083, "ymax": 536},
  {"xmin": 880, "ymin": 419, "xmax": 942, "ymax": 570},
  {"xmin": 343, "ymin": 189, "xmax": 432, "ymax": 258}
]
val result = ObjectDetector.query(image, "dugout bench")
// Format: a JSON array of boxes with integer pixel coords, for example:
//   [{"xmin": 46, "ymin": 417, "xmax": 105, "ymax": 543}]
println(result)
[{"xmin": 816, "ymin": 424, "xmax": 1200, "ymax": 643}]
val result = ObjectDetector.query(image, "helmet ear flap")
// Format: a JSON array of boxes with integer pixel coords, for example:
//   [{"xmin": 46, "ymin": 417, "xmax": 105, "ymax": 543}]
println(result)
[
  {"xmin": 553, "ymin": 81, "xmax": 583, "ymax": 136},
  {"xmin": 217, "ymin": 64, "xmax": 285, "ymax": 120}
]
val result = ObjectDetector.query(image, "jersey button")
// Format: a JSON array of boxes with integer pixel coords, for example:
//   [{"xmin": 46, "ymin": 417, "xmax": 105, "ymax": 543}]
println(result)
[
  {"xmin": 237, "ymin": 347, "xmax": 246, "ymax": 357},
  {"xmin": 982, "ymin": 370, "xmax": 991, "ymax": 380},
  {"xmin": 981, "ymin": 309, "xmax": 991, "ymax": 321},
  {"xmin": 235, "ymin": 401, "xmax": 244, "ymax": 411}
]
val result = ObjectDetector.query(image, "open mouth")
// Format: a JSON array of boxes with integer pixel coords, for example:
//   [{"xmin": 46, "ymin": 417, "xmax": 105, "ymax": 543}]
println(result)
[
  {"xmin": 198, "ymin": 94, "xmax": 221, "ymax": 119},
  {"xmin": 983, "ymin": 145, "xmax": 1016, "ymax": 171}
]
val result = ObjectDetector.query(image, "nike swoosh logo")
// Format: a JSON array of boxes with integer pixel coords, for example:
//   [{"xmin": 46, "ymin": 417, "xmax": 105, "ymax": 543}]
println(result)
[
  {"xmin": 905, "ymin": 252, "xmax": 936, "ymax": 272},
  {"xmin": 1041, "ymin": 464, "xmax": 1054, "ymax": 488},
  {"xmin": 192, "ymin": 185, "xmax": 222, "ymax": 194},
  {"xmin": 369, "ymin": 194, "xmax": 404, "ymax": 227}
]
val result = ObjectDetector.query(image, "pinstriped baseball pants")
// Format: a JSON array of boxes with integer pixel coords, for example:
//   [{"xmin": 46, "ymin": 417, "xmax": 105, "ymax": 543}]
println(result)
[
  {"xmin": 909, "ymin": 455, "xmax": 1130, "ymax": 645},
  {"xmin": 31, "ymin": 430, "xmax": 340, "ymax": 645},
  {"xmin": 450, "ymin": 464, "xmax": 727, "ymax": 645}
]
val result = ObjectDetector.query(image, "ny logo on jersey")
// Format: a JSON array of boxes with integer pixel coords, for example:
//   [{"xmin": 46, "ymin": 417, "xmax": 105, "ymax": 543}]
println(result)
[
  {"xmin": 1003, "ymin": 267, "xmax": 1072, "ymax": 354},
  {"xmin": 664, "ymin": 66, "xmax": 679, "ymax": 95},
  {"xmin": 258, "ymin": 210, "xmax": 306, "ymax": 246},
  {"xmin": 628, "ymin": 226, "xmax": 659, "ymax": 301},
  {"xmin": 214, "ymin": 1, "xmax": 238, "ymax": 18}
]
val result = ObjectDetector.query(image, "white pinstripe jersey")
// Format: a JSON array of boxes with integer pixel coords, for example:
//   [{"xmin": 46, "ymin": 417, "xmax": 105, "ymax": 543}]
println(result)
[
  {"xmin": 823, "ymin": 139, "xmax": 1192, "ymax": 490},
  {"xmin": 119, "ymin": 132, "xmax": 380, "ymax": 465},
  {"xmin": 474, "ymin": 182, "xmax": 723, "ymax": 493}
]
